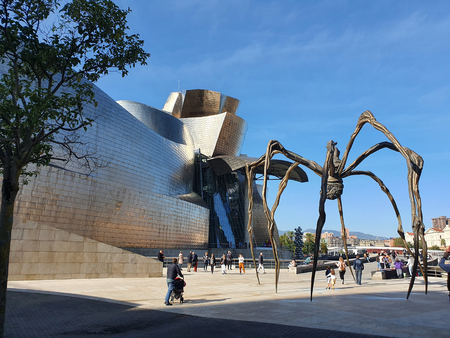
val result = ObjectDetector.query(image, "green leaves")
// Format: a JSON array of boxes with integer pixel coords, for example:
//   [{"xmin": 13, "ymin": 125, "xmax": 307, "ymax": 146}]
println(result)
[{"xmin": 0, "ymin": 0, "xmax": 150, "ymax": 177}]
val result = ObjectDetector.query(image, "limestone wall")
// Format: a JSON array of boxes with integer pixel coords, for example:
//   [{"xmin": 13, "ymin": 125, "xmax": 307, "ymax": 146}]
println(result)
[{"xmin": 8, "ymin": 220, "xmax": 162, "ymax": 281}]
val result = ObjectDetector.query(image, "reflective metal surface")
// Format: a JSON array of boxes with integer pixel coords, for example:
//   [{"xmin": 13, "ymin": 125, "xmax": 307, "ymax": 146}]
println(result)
[
  {"xmin": 4, "ymin": 75, "xmax": 283, "ymax": 252},
  {"xmin": 181, "ymin": 113, "xmax": 247, "ymax": 157},
  {"xmin": 179, "ymin": 89, "xmax": 239, "ymax": 118},
  {"xmin": 12, "ymin": 84, "xmax": 210, "ymax": 249}
]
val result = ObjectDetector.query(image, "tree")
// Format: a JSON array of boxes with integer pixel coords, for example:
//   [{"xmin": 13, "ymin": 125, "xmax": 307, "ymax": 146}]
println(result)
[
  {"xmin": 320, "ymin": 238, "xmax": 328, "ymax": 254},
  {"xmin": 0, "ymin": 1, "xmax": 150, "ymax": 335},
  {"xmin": 302, "ymin": 232, "xmax": 315, "ymax": 255},
  {"xmin": 441, "ymin": 238, "xmax": 446, "ymax": 248},
  {"xmin": 393, "ymin": 237, "xmax": 406, "ymax": 247},
  {"xmin": 280, "ymin": 230, "xmax": 295, "ymax": 255},
  {"xmin": 294, "ymin": 226, "xmax": 303, "ymax": 259},
  {"xmin": 429, "ymin": 245, "xmax": 441, "ymax": 251}
]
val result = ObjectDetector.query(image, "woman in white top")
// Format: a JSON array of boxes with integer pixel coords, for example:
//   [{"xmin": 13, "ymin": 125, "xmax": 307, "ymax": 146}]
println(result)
[{"xmin": 178, "ymin": 251, "xmax": 184, "ymax": 269}]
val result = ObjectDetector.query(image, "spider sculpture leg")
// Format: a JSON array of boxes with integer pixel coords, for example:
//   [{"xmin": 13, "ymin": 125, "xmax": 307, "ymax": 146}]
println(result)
[
  {"xmin": 245, "ymin": 164, "xmax": 261, "ymax": 285},
  {"xmin": 262, "ymin": 161, "xmax": 300, "ymax": 292},
  {"xmin": 336, "ymin": 196, "xmax": 356, "ymax": 283},
  {"xmin": 339, "ymin": 111, "xmax": 426, "ymax": 298},
  {"xmin": 342, "ymin": 142, "xmax": 425, "ymax": 274},
  {"xmin": 246, "ymin": 140, "xmax": 323, "ymax": 292},
  {"xmin": 310, "ymin": 141, "xmax": 334, "ymax": 301},
  {"xmin": 260, "ymin": 141, "xmax": 284, "ymax": 291}
]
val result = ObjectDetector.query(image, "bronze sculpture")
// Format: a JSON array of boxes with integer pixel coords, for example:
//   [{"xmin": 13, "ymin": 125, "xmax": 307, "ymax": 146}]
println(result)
[{"xmin": 245, "ymin": 110, "xmax": 426, "ymax": 300}]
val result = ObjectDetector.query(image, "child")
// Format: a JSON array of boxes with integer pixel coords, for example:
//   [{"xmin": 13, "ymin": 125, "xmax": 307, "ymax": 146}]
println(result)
[
  {"xmin": 327, "ymin": 268, "xmax": 337, "ymax": 290},
  {"xmin": 325, "ymin": 266, "xmax": 331, "ymax": 289}
]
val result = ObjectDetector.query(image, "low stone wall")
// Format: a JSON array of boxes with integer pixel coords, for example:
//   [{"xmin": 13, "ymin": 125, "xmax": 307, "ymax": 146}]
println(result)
[{"xmin": 8, "ymin": 220, "xmax": 162, "ymax": 281}]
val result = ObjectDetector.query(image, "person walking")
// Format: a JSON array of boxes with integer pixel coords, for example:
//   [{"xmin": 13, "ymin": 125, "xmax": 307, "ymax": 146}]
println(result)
[
  {"xmin": 187, "ymin": 251, "xmax": 193, "ymax": 272},
  {"xmin": 178, "ymin": 251, "xmax": 184, "ymax": 269},
  {"xmin": 353, "ymin": 255, "xmax": 364, "ymax": 285},
  {"xmin": 220, "ymin": 254, "xmax": 227, "ymax": 274},
  {"xmin": 327, "ymin": 268, "xmax": 337, "ymax": 290},
  {"xmin": 325, "ymin": 266, "xmax": 331, "ymax": 289},
  {"xmin": 238, "ymin": 254, "xmax": 246, "ymax": 274},
  {"xmin": 203, "ymin": 252, "xmax": 209, "ymax": 271},
  {"xmin": 226, "ymin": 251, "xmax": 233, "ymax": 270},
  {"xmin": 210, "ymin": 253, "xmax": 216, "ymax": 274},
  {"xmin": 394, "ymin": 258, "xmax": 404, "ymax": 278},
  {"xmin": 257, "ymin": 253, "xmax": 266, "ymax": 274},
  {"xmin": 406, "ymin": 255, "xmax": 414, "ymax": 277},
  {"xmin": 192, "ymin": 252, "xmax": 198, "ymax": 272},
  {"xmin": 165, "ymin": 258, "xmax": 183, "ymax": 306},
  {"xmin": 335, "ymin": 256, "xmax": 347, "ymax": 284}
]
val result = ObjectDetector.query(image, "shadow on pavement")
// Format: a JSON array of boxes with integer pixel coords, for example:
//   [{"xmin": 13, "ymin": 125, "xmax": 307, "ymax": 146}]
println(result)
[{"xmin": 5, "ymin": 290, "xmax": 386, "ymax": 338}]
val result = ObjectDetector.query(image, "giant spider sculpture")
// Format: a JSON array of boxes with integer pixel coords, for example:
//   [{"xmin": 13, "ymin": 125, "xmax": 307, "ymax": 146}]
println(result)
[{"xmin": 245, "ymin": 111, "xmax": 426, "ymax": 300}]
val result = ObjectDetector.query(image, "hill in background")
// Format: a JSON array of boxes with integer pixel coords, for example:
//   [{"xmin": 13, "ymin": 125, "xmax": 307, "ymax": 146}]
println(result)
[{"xmin": 278, "ymin": 228, "xmax": 389, "ymax": 240}]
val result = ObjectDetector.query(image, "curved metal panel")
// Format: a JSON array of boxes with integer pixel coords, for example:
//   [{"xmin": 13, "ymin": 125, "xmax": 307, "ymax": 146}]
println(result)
[
  {"xmin": 219, "ymin": 95, "xmax": 240, "ymax": 115},
  {"xmin": 180, "ymin": 113, "xmax": 226, "ymax": 157},
  {"xmin": 181, "ymin": 89, "xmax": 221, "ymax": 117},
  {"xmin": 181, "ymin": 113, "xmax": 247, "ymax": 157},
  {"xmin": 117, "ymin": 100, "xmax": 192, "ymax": 146},
  {"xmin": 162, "ymin": 92, "xmax": 184, "ymax": 118},
  {"xmin": 180, "ymin": 89, "xmax": 240, "ymax": 118},
  {"xmin": 207, "ymin": 155, "xmax": 309, "ymax": 183},
  {"xmin": 213, "ymin": 113, "xmax": 247, "ymax": 157}
]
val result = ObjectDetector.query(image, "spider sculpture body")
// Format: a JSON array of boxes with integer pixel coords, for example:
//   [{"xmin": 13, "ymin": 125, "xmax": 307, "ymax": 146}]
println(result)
[{"xmin": 245, "ymin": 111, "xmax": 426, "ymax": 300}]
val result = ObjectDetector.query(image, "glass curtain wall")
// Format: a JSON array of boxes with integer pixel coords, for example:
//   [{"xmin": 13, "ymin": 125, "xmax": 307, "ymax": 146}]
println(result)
[{"xmin": 194, "ymin": 153, "xmax": 246, "ymax": 248}]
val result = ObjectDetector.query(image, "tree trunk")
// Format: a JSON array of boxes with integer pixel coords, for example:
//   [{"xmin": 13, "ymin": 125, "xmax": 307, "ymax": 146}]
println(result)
[{"xmin": 0, "ymin": 164, "xmax": 20, "ymax": 337}]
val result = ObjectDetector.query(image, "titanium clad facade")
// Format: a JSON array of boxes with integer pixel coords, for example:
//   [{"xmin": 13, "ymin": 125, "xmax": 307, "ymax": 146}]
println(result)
[
  {"xmin": 2, "ymin": 71, "xmax": 290, "ymax": 256},
  {"xmin": 9, "ymin": 83, "xmax": 210, "ymax": 249}
]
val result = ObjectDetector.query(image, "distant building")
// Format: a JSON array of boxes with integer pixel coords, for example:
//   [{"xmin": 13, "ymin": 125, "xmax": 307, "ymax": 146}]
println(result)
[
  {"xmin": 431, "ymin": 216, "xmax": 449, "ymax": 230},
  {"xmin": 321, "ymin": 232, "xmax": 335, "ymax": 239},
  {"xmin": 405, "ymin": 226, "xmax": 450, "ymax": 249}
]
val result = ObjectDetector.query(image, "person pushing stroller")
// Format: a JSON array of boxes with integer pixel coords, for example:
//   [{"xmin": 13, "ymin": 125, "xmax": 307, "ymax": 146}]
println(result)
[{"xmin": 165, "ymin": 258, "xmax": 183, "ymax": 306}]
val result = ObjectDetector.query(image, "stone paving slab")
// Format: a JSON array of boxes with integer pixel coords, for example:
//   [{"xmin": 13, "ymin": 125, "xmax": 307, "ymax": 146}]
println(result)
[{"xmin": 5, "ymin": 262, "xmax": 450, "ymax": 337}]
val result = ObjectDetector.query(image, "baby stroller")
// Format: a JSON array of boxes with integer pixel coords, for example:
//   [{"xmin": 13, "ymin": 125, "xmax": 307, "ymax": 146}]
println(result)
[{"xmin": 170, "ymin": 277, "xmax": 186, "ymax": 303}]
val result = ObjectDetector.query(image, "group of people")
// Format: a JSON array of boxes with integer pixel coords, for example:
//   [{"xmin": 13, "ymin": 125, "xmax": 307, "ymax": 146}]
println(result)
[
  {"xmin": 376, "ymin": 251, "xmax": 416, "ymax": 278},
  {"xmin": 174, "ymin": 250, "xmax": 252, "ymax": 275},
  {"xmin": 324, "ymin": 255, "xmax": 365, "ymax": 288},
  {"xmin": 376, "ymin": 252, "xmax": 395, "ymax": 270}
]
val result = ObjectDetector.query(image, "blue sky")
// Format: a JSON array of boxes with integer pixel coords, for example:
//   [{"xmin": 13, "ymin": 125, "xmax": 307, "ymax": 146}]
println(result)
[{"xmin": 96, "ymin": 0, "xmax": 450, "ymax": 238}]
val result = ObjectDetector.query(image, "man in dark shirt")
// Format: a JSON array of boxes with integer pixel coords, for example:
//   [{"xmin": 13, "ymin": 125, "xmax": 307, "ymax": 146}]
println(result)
[
  {"xmin": 353, "ymin": 255, "xmax": 364, "ymax": 285},
  {"xmin": 157, "ymin": 250, "xmax": 164, "ymax": 262},
  {"xmin": 192, "ymin": 252, "xmax": 198, "ymax": 272},
  {"xmin": 227, "ymin": 251, "xmax": 233, "ymax": 270},
  {"xmin": 439, "ymin": 251, "xmax": 450, "ymax": 299},
  {"xmin": 257, "ymin": 253, "xmax": 265, "ymax": 274},
  {"xmin": 165, "ymin": 258, "xmax": 183, "ymax": 306}
]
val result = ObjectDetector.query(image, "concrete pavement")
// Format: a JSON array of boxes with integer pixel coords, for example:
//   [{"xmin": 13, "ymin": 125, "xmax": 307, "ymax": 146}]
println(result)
[{"xmin": 5, "ymin": 261, "xmax": 450, "ymax": 337}]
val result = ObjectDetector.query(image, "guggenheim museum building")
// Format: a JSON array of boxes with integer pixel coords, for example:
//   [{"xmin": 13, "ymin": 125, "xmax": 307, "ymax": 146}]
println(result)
[{"xmin": 8, "ymin": 82, "xmax": 308, "ymax": 280}]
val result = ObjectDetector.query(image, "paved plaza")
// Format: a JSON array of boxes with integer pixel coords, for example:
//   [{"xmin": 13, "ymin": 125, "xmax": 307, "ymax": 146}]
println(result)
[{"xmin": 5, "ymin": 261, "xmax": 450, "ymax": 337}]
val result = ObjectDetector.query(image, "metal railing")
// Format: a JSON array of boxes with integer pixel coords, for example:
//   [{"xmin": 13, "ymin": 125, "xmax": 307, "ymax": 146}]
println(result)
[
  {"xmin": 427, "ymin": 266, "xmax": 448, "ymax": 278},
  {"xmin": 160, "ymin": 257, "xmax": 344, "ymax": 270}
]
